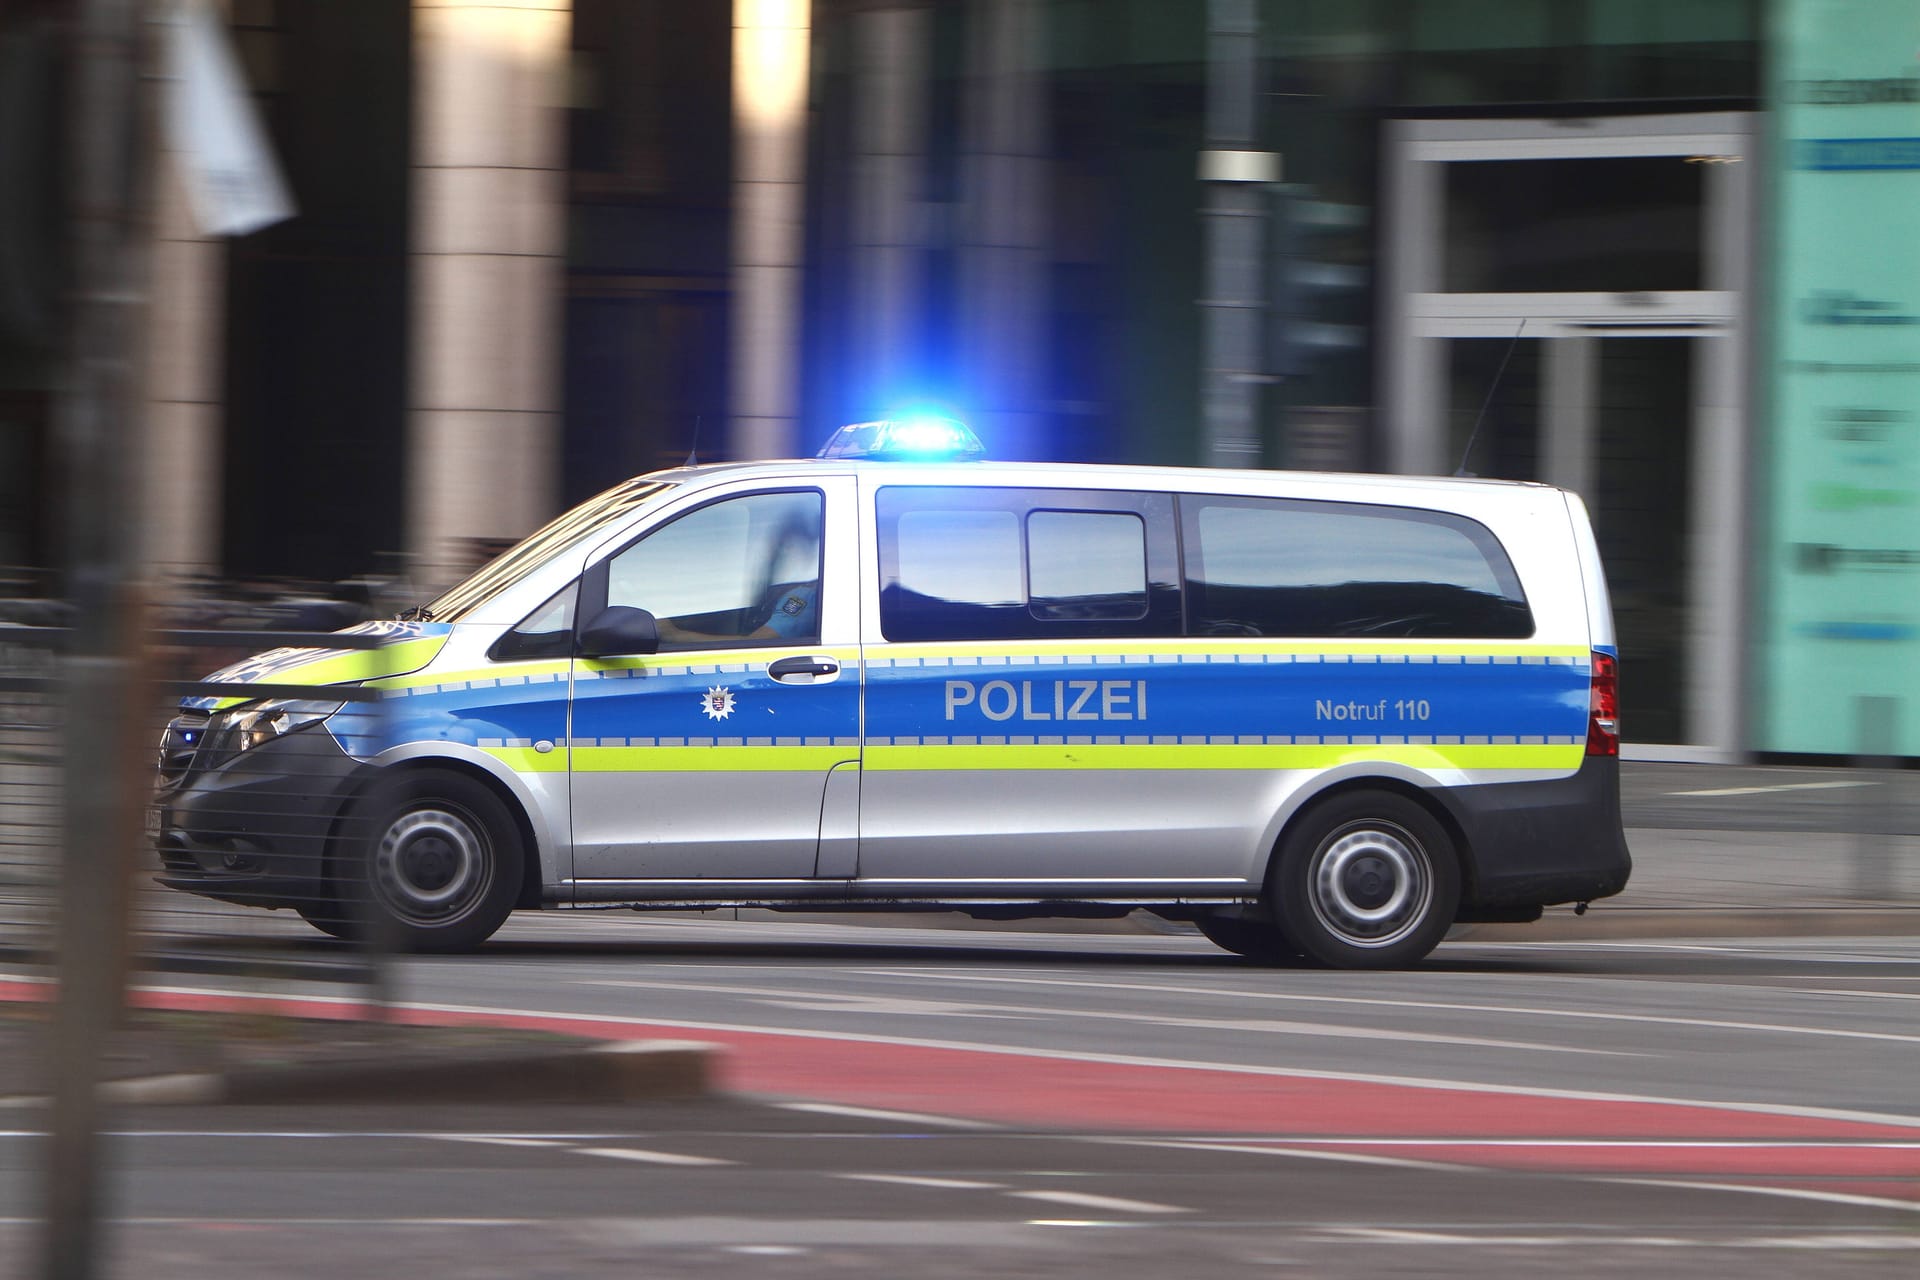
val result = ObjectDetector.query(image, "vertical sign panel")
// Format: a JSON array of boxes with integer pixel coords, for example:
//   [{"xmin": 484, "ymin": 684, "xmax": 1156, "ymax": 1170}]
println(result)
[{"xmin": 1765, "ymin": 0, "xmax": 1920, "ymax": 754}]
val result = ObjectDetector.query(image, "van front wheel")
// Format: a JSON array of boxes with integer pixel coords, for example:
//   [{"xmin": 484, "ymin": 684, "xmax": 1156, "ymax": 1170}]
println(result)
[
  {"xmin": 335, "ymin": 769, "xmax": 523, "ymax": 953},
  {"xmin": 1271, "ymin": 791, "xmax": 1459, "ymax": 969}
]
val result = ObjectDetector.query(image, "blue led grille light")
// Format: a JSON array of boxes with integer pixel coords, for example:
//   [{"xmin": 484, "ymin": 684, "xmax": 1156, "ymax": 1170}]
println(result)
[{"xmin": 816, "ymin": 417, "xmax": 986, "ymax": 461}]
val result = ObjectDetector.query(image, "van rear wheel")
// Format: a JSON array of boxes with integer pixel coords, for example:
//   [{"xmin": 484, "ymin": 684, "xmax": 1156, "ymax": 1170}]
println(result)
[
  {"xmin": 1195, "ymin": 913, "xmax": 1303, "ymax": 965},
  {"xmin": 1271, "ymin": 791, "xmax": 1459, "ymax": 969}
]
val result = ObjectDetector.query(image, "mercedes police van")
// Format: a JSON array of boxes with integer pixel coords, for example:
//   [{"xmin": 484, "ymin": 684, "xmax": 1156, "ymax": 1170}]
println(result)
[{"xmin": 152, "ymin": 419, "xmax": 1630, "ymax": 968}]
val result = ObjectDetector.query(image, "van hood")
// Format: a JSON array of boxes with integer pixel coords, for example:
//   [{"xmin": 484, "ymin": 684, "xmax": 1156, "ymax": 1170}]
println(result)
[{"xmin": 182, "ymin": 620, "xmax": 454, "ymax": 712}]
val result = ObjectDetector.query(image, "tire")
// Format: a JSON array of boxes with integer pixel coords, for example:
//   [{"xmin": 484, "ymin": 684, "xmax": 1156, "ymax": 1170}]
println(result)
[
  {"xmin": 335, "ymin": 768, "xmax": 524, "ymax": 953},
  {"xmin": 1194, "ymin": 913, "xmax": 1303, "ymax": 965},
  {"xmin": 1270, "ymin": 790, "xmax": 1460, "ymax": 969},
  {"xmin": 293, "ymin": 896, "xmax": 356, "ymax": 941}
]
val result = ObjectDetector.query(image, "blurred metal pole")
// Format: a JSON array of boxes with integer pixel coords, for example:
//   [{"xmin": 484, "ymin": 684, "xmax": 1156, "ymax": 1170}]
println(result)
[
  {"xmin": 1199, "ymin": 0, "xmax": 1272, "ymax": 468},
  {"xmin": 38, "ymin": 1, "xmax": 155, "ymax": 1278}
]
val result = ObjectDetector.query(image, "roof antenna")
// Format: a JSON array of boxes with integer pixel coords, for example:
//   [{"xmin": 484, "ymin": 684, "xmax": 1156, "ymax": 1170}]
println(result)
[
  {"xmin": 684, "ymin": 414, "xmax": 704, "ymax": 467},
  {"xmin": 1454, "ymin": 318, "xmax": 1526, "ymax": 478}
]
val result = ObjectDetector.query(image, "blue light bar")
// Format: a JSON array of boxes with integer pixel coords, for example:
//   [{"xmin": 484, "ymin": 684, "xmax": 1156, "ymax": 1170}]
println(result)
[{"xmin": 816, "ymin": 417, "xmax": 987, "ymax": 461}]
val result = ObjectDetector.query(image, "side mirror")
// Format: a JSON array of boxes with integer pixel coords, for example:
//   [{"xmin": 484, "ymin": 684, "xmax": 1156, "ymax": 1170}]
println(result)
[{"xmin": 577, "ymin": 605, "xmax": 659, "ymax": 658}]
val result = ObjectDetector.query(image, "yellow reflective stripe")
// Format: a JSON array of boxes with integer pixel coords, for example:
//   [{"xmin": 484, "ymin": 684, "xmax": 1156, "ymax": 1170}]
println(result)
[
  {"xmin": 480, "ymin": 746, "xmax": 568, "ymax": 774},
  {"xmin": 487, "ymin": 742, "xmax": 1579, "ymax": 774},
  {"xmin": 370, "ymin": 659, "xmax": 571, "ymax": 692},
  {"xmin": 256, "ymin": 636, "xmax": 449, "ymax": 688},
  {"xmin": 874, "ymin": 639, "xmax": 1586, "ymax": 661},
  {"xmin": 865, "ymin": 742, "xmax": 1583, "ymax": 772},
  {"xmin": 206, "ymin": 637, "xmax": 455, "ymax": 703},
  {"xmin": 568, "ymin": 745, "xmax": 856, "ymax": 773}
]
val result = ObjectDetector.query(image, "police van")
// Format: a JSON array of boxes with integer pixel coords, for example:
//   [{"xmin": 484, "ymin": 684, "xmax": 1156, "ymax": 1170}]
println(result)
[{"xmin": 153, "ymin": 419, "xmax": 1630, "ymax": 969}]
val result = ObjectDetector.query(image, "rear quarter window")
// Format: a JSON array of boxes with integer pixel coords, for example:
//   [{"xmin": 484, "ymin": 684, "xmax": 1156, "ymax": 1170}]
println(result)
[{"xmin": 1180, "ymin": 494, "xmax": 1534, "ymax": 639}]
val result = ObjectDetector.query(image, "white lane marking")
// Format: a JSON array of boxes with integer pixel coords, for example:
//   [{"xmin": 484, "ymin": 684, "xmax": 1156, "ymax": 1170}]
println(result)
[
  {"xmin": 578, "ymin": 977, "xmax": 1631, "ymax": 1057},
  {"xmin": 775, "ymin": 1101, "xmax": 996, "ymax": 1130},
  {"xmin": 1792, "ymin": 987, "xmax": 1920, "ymax": 1001},
  {"xmin": 1458, "ymin": 940, "xmax": 1920, "ymax": 962},
  {"xmin": 1121, "ymin": 1137, "xmax": 1920, "ymax": 1151},
  {"xmin": 837, "ymin": 1174, "xmax": 1006, "ymax": 1190},
  {"xmin": 0, "ymin": 1131, "xmax": 633, "ymax": 1143},
  {"xmin": 1324, "ymin": 1226, "xmax": 1920, "ymax": 1248},
  {"xmin": 576, "ymin": 1147, "xmax": 736, "ymax": 1167},
  {"xmin": 77, "ymin": 977, "xmax": 1920, "ymax": 1133},
  {"xmin": 726, "ymin": 1246, "xmax": 811, "ymax": 1256},
  {"xmin": 0, "ymin": 1218, "xmax": 543, "ymax": 1227},
  {"xmin": 1006, "ymin": 1189, "xmax": 1188, "ymax": 1215},
  {"xmin": 845, "ymin": 969, "xmax": 1920, "ymax": 1049},
  {"xmin": 1086, "ymin": 1136, "xmax": 1475, "ymax": 1174},
  {"xmin": 1668, "ymin": 780, "xmax": 1876, "ymax": 797},
  {"xmin": 1610, "ymin": 1177, "xmax": 1920, "ymax": 1215}
]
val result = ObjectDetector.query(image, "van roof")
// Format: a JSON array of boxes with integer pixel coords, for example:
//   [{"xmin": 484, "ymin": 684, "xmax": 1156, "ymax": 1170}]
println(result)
[{"xmin": 646, "ymin": 457, "xmax": 1563, "ymax": 497}]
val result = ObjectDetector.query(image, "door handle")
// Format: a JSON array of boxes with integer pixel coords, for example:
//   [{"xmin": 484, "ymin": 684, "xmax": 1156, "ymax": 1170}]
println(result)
[{"xmin": 768, "ymin": 654, "xmax": 841, "ymax": 683}]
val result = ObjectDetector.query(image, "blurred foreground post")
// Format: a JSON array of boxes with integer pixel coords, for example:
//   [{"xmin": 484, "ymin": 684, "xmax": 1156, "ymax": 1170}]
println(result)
[
  {"xmin": 38, "ymin": 1, "xmax": 155, "ymax": 1278},
  {"xmin": 1851, "ymin": 696, "xmax": 1899, "ymax": 901}
]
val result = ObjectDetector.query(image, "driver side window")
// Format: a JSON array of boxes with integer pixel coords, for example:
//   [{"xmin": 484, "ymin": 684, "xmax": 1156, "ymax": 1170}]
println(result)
[{"xmin": 606, "ymin": 489, "xmax": 823, "ymax": 651}]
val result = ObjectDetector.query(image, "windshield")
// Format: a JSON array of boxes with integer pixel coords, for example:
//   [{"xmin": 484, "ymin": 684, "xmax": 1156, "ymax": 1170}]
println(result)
[{"xmin": 421, "ymin": 479, "xmax": 677, "ymax": 621}]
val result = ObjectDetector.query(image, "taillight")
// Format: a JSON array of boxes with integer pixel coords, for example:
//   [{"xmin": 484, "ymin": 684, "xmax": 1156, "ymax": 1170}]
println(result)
[{"xmin": 1586, "ymin": 650, "xmax": 1619, "ymax": 756}]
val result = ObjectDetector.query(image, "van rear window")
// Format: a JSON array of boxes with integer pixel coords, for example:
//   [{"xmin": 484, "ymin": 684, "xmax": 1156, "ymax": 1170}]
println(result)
[{"xmin": 1179, "ymin": 495, "xmax": 1534, "ymax": 639}]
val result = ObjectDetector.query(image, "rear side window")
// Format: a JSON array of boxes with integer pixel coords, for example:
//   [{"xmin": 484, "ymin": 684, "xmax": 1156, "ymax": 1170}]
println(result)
[
  {"xmin": 877, "ymin": 486, "xmax": 1177, "ymax": 641},
  {"xmin": 1180, "ymin": 495, "xmax": 1534, "ymax": 639}
]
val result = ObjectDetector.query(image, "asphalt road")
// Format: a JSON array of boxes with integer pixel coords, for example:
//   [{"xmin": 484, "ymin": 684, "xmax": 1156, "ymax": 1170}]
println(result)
[
  {"xmin": 3, "ymin": 759, "xmax": 1916, "ymax": 1276},
  {"xmin": 0, "ymin": 1093, "xmax": 1914, "ymax": 1279},
  {"xmin": 9, "ymin": 921, "xmax": 1909, "ymax": 1277}
]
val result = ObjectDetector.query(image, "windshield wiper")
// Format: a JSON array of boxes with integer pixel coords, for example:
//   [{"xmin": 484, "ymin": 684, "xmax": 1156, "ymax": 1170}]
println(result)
[{"xmin": 397, "ymin": 605, "xmax": 435, "ymax": 622}]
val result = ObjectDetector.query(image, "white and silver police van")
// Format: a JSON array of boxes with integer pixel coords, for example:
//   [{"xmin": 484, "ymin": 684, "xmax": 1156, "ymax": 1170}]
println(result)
[{"xmin": 153, "ymin": 419, "xmax": 1630, "ymax": 969}]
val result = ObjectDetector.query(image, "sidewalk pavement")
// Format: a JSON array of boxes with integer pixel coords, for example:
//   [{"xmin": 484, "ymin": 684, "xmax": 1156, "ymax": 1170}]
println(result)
[{"xmin": 1467, "ymin": 757, "xmax": 1919, "ymax": 940}]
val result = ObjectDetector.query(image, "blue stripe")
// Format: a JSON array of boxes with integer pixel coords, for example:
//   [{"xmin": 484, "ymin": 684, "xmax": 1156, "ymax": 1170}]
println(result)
[{"xmin": 868, "ymin": 656, "xmax": 1587, "ymax": 742}]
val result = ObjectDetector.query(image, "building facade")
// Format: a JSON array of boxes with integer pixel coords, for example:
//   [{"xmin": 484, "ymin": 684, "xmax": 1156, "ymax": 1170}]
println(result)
[{"xmin": 4, "ymin": 0, "xmax": 1911, "ymax": 758}]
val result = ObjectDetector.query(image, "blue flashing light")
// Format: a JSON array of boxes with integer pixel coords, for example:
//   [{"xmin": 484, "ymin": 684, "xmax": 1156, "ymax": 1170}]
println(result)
[{"xmin": 816, "ymin": 416, "xmax": 986, "ymax": 461}]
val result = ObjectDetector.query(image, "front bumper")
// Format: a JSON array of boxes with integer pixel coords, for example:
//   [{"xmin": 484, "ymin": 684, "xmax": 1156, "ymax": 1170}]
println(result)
[{"xmin": 152, "ymin": 721, "xmax": 366, "ymax": 908}]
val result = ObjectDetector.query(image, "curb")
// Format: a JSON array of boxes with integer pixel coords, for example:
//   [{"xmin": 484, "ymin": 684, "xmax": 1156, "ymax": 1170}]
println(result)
[{"xmin": 95, "ymin": 1039, "xmax": 721, "ymax": 1107}]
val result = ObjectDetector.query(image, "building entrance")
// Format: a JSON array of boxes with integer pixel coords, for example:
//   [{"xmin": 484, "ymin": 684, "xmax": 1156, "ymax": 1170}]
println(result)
[{"xmin": 1383, "ymin": 113, "xmax": 1756, "ymax": 754}]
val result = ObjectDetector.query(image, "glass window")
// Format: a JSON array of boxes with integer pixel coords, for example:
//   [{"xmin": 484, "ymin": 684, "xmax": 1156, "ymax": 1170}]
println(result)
[
  {"xmin": 1444, "ymin": 157, "xmax": 1705, "ymax": 294},
  {"xmin": 605, "ymin": 490, "xmax": 822, "ymax": 650},
  {"xmin": 877, "ymin": 487, "xmax": 1174, "ymax": 641},
  {"xmin": 1027, "ymin": 510, "xmax": 1148, "ymax": 621},
  {"xmin": 896, "ymin": 510, "xmax": 1024, "ymax": 608},
  {"xmin": 490, "ymin": 582, "xmax": 578, "ymax": 661},
  {"xmin": 1181, "ymin": 495, "xmax": 1533, "ymax": 639},
  {"xmin": 424, "ymin": 479, "xmax": 676, "ymax": 622}
]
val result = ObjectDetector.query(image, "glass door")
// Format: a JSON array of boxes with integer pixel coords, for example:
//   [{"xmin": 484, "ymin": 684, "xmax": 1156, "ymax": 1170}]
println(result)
[{"xmin": 1431, "ymin": 325, "xmax": 1718, "ymax": 747}]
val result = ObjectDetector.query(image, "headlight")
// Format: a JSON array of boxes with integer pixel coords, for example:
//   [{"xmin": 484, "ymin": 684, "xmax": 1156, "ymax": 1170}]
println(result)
[{"xmin": 211, "ymin": 699, "xmax": 345, "ymax": 755}]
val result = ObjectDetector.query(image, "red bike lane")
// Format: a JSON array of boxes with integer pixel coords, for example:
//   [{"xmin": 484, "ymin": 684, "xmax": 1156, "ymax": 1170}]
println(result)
[{"xmin": 14, "ymin": 979, "xmax": 1920, "ymax": 1208}]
